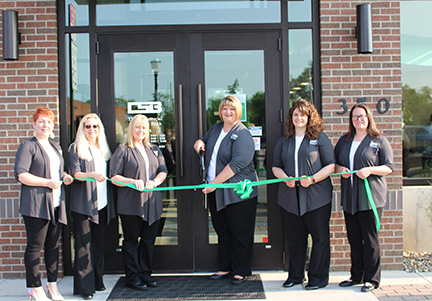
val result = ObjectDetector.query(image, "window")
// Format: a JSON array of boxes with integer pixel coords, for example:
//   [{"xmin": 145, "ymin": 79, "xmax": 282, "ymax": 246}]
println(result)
[{"xmin": 401, "ymin": 1, "xmax": 432, "ymax": 181}]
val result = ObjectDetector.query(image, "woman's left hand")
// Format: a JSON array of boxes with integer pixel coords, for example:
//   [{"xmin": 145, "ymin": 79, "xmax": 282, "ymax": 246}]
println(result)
[
  {"xmin": 145, "ymin": 180, "xmax": 158, "ymax": 190},
  {"xmin": 299, "ymin": 175, "xmax": 312, "ymax": 188},
  {"xmin": 356, "ymin": 167, "xmax": 371, "ymax": 179},
  {"xmin": 202, "ymin": 187, "xmax": 216, "ymax": 194},
  {"xmin": 62, "ymin": 174, "xmax": 74, "ymax": 185}
]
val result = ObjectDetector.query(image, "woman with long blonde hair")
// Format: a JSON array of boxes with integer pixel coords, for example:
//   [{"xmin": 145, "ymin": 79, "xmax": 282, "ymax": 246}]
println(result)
[
  {"xmin": 110, "ymin": 114, "xmax": 167, "ymax": 290},
  {"xmin": 69, "ymin": 113, "xmax": 116, "ymax": 300}
]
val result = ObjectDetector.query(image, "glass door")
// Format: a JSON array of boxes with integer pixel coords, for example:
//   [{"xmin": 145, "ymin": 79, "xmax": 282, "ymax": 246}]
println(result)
[
  {"xmin": 98, "ymin": 33, "xmax": 195, "ymax": 272},
  {"xmin": 98, "ymin": 31, "xmax": 284, "ymax": 273},
  {"xmin": 190, "ymin": 32, "xmax": 284, "ymax": 270}
]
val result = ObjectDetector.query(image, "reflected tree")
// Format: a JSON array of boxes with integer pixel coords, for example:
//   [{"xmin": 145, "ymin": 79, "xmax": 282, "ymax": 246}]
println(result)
[
  {"xmin": 403, "ymin": 84, "xmax": 432, "ymax": 126},
  {"xmin": 290, "ymin": 61, "xmax": 313, "ymax": 103}
]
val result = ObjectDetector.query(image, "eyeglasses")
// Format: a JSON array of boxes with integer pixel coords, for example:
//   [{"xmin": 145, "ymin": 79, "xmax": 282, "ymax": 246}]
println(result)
[
  {"xmin": 85, "ymin": 125, "xmax": 99, "ymax": 129},
  {"xmin": 352, "ymin": 114, "xmax": 367, "ymax": 120}
]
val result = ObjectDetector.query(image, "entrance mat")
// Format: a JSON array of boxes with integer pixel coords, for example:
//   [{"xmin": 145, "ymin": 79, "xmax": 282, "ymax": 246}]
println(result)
[{"xmin": 107, "ymin": 275, "xmax": 266, "ymax": 300}]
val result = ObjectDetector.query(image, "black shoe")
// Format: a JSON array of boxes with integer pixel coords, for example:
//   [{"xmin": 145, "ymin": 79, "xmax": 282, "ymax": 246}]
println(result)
[
  {"xmin": 231, "ymin": 277, "xmax": 245, "ymax": 285},
  {"xmin": 126, "ymin": 281, "xmax": 148, "ymax": 291},
  {"xmin": 141, "ymin": 275, "xmax": 158, "ymax": 287},
  {"xmin": 209, "ymin": 272, "xmax": 231, "ymax": 280},
  {"xmin": 361, "ymin": 282, "xmax": 377, "ymax": 292},
  {"xmin": 305, "ymin": 284, "xmax": 326, "ymax": 290},
  {"xmin": 283, "ymin": 280, "xmax": 302, "ymax": 288},
  {"xmin": 82, "ymin": 294, "xmax": 93, "ymax": 300},
  {"xmin": 339, "ymin": 279, "xmax": 361, "ymax": 287},
  {"xmin": 95, "ymin": 286, "xmax": 106, "ymax": 291}
]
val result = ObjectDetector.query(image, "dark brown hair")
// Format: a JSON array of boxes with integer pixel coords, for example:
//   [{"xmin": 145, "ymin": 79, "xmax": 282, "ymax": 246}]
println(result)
[
  {"xmin": 345, "ymin": 103, "xmax": 381, "ymax": 141},
  {"xmin": 285, "ymin": 99, "xmax": 323, "ymax": 140}
]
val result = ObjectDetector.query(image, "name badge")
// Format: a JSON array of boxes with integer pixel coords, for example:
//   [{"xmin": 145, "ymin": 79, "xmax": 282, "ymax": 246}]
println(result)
[
  {"xmin": 310, "ymin": 140, "xmax": 318, "ymax": 145},
  {"xmin": 370, "ymin": 142, "xmax": 379, "ymax": 149},
  {"xmin": 230, "ymin": 134, "xmax": 238, "ymax": 140}
]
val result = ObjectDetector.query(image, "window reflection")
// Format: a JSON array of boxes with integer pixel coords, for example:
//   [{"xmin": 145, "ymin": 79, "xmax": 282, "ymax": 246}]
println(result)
[
  {"xmin": 288, "ymin": 0, "xmax": 312, "ymax": 22},
  {"xmin": 66, "ymin": 33, "xmax": 91, "ymax": 143},
  {"xmin": 289, "ymin": 29, "xmax": 313, "ymax": 103},
  {"xmin": 96, "ymin": 0, "xmax": 280, "ymax": 26},
  {"xmin": 65, "ymin": 0, "xmax": 89, "ymax": 26},
  {"xmin": 401, "ymin": 1, "xmax": 432, "ymax": 178}
]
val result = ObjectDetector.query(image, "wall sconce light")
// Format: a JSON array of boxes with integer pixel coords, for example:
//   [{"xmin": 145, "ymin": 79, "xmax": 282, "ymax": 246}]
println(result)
[
  {"xmin": 355, "ymin": 4, "xmax": 373, "ymax": 54},
  {"xmin": 2, "ymin": 10, "xmax": 20, "ymax": 60}
]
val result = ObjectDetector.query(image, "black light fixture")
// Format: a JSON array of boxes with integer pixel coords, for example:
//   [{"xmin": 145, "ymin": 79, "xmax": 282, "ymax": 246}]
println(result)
[
  {"xmin": 150, "ymin": 58, "xmax": 161, "ymax": 101},
  {"xmin": 2, "ymin": 10, "xmax": 20, "ymax": 60},
  {"xmin": 355, "ymin": 3, "xmax": 373, "ymax": 54}
]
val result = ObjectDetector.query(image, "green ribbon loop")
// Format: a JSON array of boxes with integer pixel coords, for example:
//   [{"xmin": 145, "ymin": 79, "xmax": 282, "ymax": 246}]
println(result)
[
  {"xmin": 364, "ymin": 178, "xmax": 380, "ymax": 232},
  {"xmin": 66, "ymin": 170, "xmax": 380, "ymax": 231}
]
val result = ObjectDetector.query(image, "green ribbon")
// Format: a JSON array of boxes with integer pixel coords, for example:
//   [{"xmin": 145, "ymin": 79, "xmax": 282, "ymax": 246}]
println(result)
[{"xmin": 65, "ymin": 170, "xmax": 380, "ymax": 230}]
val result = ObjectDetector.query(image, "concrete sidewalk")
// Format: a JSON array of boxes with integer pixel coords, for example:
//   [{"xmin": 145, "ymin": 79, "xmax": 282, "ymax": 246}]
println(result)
[{"xmin": 0, "ymin": 271, "xmax": 431, "ymax": 301}]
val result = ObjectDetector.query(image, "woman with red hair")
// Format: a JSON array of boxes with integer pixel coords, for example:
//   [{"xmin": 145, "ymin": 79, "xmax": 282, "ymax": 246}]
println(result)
[{"xmin": 14, "ymin": 107, "xmax": 73, "ymax": 301}]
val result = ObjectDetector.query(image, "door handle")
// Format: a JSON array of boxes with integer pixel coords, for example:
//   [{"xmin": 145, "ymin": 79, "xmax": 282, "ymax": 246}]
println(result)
[
  {"xmin": 198, "ymin": 84, "xmax": 203, "ymax": 139},
  {"xmin": 178, "ymin": 84, "xmax": 184, "ymax": 177}
]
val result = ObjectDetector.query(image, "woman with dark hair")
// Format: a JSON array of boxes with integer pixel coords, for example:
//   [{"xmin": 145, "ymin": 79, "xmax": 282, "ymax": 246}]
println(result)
[
  {"xmin": 335, "ymin": 104, "xmax": 394, "ymax": 292},
  {"xmin": 69, "ymin": 113, "xmax": 116, "ymax": 300},
  {"xmin": 193, "ymin": 95, "xmax": 258, "ymax": 285},
  {"xmin": 272, "ymin": 99, "xmax": 335, "ymax": 290},
  {"xmin": 110, "ymin": 114, "xmax": 167, "ymax": 291},
  {"xmin": 14, "ymin": 107, "xmax": 73, "ymax": 301}
]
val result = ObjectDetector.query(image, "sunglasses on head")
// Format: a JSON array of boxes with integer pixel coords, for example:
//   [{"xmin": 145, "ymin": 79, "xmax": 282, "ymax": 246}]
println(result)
[{"xmin": 85, "ymin": 125, "xmax": 99, "ymax": 129}]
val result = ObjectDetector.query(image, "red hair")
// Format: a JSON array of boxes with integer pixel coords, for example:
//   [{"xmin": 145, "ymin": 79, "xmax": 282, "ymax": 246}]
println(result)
[{"xmin": 33, "ymin": 107, "xmax": 55, "ymax": 123}]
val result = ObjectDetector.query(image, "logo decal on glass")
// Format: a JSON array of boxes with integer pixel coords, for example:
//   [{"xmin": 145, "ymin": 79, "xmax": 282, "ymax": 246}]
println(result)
[{"xmin": 128, "ymin": 101, "xmax": 163, "ymax": 114}]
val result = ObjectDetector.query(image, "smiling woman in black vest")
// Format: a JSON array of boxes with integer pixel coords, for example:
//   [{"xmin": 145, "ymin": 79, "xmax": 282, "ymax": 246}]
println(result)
[
  {"xmin": 110, "ymin": 114, "xmax": 167, "ymax": 291},
  {"xmin": 14, "ymin": 107, "xmax": 73, "ymax": 301},
  {"xmin": 335, "ymin": 104, "xmax": 394, "ymax": 292},
  {"xmin": 272, "ymin": 99, "xmax": 335, "ymax": 290},
  {"xmin": 194, "ymin": 95, "xmax": 258, "ymax": 285},
  {"xmin": 69, "ymin": 113, "xmax": 116, "ymax": 300}
]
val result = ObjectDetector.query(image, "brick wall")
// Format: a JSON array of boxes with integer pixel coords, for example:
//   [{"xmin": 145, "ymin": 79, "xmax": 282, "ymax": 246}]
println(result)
[
  {"xmin": 320, "ymin": 0, "xmax": 403, "ymax": 270},
  {"xmin": 0, "ymin": 0, "xmax": 60, "ymax": 279}
]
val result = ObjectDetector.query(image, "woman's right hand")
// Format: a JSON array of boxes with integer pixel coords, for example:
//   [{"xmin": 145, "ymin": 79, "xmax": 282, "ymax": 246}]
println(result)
[
  {"xmin": 134, "ymin": 179, "xmax": 144, "ymax": 191},
  {"xmin": 91, "ymin": 172, "xmax": 107, "ymax": 182},
  {"xmin": 340, "ymin": 167, "xmax": 351, "ymax": 178},
  {"xmin": 46, "ymin": 179, "xmax": 62, "ymax": 190},
  {"xmin": 194, "ymin": 139, "xmax": 205, "ymax": 154},
  {"xmin": 285, "ymin": 177, "xmax": 296, "ymax": 188}
]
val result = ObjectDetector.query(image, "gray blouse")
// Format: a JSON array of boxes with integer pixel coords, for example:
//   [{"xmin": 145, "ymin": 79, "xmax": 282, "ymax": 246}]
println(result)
[
  {"xmin": 334, "ymin": 134, "xmax": 394, "ymax": 214},
  {"xmin": 110, "ymin": 144, "xmax": 167, "ymax": 225},
  {"xmin": 272, "ymin": 132, "xmax": 335, "ymax": 216},
  {"xmin": 202, "ymin": 121, "xmax": 258, "ymax": 211},
  {"xmin": 69, "ymin": 142, "xmax": 116, "ymax": 224},
  {"xmin": 14, "ymin": 137, "xmax": 67, "ymax": 225}
]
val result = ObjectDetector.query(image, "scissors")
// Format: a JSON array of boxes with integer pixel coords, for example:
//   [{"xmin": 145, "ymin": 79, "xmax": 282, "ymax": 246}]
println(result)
[{"xmin": 199, "ymin": 150, "xmax": 207, "ymax": 209}]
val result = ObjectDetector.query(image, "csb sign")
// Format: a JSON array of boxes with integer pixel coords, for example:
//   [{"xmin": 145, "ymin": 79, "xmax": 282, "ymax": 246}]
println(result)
[{"xmin": 127, "ymin": 101, "xmax": 163, "ymax": 115}]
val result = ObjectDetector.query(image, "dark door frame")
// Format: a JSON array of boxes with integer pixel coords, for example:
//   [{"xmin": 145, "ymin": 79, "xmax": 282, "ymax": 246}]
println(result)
[{"xmin": 97, "ymin": 30, "xmax": 285, "ymax": 273}]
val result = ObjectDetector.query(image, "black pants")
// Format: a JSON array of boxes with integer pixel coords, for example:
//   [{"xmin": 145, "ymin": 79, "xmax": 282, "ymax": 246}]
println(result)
[
  {"xmin": 120, "ymin": 214, "xmax": 160, "ymax": 285},
  {"xmin": 72, "ymin": 207, "xmax": 107, "ymax": 295},
  {"xmin": 23, "ymin": 209, "xmax": 62, "ymax": 288},
  {"xmin": 208, "ymin": 192, "xmax": 258, "ymax": 277},
  {"xmin": 344, "ymin": 208, "xmax": 383, "ymax": 287},
  {"xmin": 282, "ymin": 202, "xmax": 331, "ymax": 287}
]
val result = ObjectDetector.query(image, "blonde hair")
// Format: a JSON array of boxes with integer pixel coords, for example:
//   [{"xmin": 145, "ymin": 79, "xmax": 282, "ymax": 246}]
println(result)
[
  {"xmin": 218, "ymin": 95, "xmax": 242, "ymax": 122},
  {"xmin": 72, "ymin": 113, "xmax": 112, "ymax": 161},
  {"xmin": 123, "ymin": 114, "xmax": 152, "ymax": 149}
]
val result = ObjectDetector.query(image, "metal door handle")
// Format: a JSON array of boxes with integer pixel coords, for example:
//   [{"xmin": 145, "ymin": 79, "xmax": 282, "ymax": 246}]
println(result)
[
  {"xmin": 178, "ymin": 84, "xmax": 184, "ymax": 177},
  {"xmin": 198, "ymin": 84, "xmax": 203, "ymax": 139}
]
